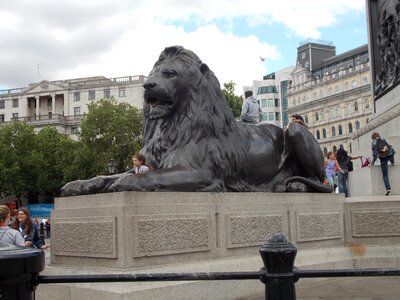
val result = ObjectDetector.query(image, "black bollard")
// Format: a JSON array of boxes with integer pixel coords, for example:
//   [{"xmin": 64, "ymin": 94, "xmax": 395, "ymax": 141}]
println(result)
[
  {"xmin": 259, "ymin": 233, "xmax": 297, "ymax": 300},
  {"xmin": 0, "ymin": 241, "xmax": 45, "ymax": 300}
]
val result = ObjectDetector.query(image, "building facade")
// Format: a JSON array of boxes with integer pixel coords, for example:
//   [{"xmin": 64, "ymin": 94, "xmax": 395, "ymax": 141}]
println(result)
[
  {"xmin": 287, "ymin": 42, "xmax": 373, "ymax": 155},
  {"xmin": 0, "ymin": 75, "xmax": 146, "ymax": 139},
  {"xmin": 244, "ymin": 66, "xmax": 295, "ymax": 128}
]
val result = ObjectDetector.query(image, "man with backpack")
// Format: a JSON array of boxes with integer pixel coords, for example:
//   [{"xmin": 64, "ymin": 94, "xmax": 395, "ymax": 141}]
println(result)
[{"xmin": 371, "ymin": 132, "xmax": 396, "ymax": 195}]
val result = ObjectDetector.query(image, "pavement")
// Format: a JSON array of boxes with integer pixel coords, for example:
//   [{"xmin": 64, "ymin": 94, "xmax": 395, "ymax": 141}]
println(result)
[{"xmin": 248, "ymin": 277, "xmax": 400, "ymax": 299}]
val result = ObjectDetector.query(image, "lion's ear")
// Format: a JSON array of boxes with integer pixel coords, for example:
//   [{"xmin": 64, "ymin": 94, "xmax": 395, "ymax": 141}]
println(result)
[{"xmin": 200, "ymin": 63, "xmax": 209, "ymax": 75}]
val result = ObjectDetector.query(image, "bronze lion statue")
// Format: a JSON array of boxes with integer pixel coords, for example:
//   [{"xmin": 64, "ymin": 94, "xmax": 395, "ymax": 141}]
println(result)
[{"xmin": 61, "ymin": 46, "xmax": 331, "ymax": 196}]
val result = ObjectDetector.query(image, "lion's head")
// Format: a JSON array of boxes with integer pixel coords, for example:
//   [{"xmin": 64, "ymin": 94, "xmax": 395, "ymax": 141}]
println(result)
[{"xmin": 141, "ymin": 46, "xmax": 240, "ymax": 169}]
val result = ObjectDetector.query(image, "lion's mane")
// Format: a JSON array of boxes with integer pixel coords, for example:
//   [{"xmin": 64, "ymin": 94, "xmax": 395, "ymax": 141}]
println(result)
[{"xmin": 141, "ymin": 46, "xmax": 247, "ymax": 183}]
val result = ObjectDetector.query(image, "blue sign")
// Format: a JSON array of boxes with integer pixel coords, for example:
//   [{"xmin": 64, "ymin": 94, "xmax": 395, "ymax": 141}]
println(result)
[{"xmin": 27, "ymin": 204, "xmax": 54, "ymax": 218}]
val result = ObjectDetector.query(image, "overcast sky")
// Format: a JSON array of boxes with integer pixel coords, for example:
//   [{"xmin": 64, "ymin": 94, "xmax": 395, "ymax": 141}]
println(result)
[{"xmin": 0, "ymin": 0, "xmax": 368, "ymax": 94}]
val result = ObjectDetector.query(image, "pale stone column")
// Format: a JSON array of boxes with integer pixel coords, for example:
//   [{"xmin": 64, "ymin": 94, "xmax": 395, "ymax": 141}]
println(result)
[
  {"xmin": 51, "ymin": 94, "xmax": 55, "ymax": 115},
  {"xmin": 35, "ymin": 96, "xmax": 40, "ymax": 119}
]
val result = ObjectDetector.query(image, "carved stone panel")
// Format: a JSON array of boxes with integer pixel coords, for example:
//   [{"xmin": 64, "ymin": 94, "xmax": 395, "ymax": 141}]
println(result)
[
  {"xmin": 227, "ymin": 213, "xmax": 284, "ymax": 248},
  {"xmin": 351, "ymin": 209, "xmax": 400, "ymax": 237},
  {"xmin": 367, "ymin": 0, "xmax": 400, "ymax": 98},
  {"xmin": 133, "ymin": 214, "xmax": 211, "ymax": 257},
  {"xmin": 296, "ymin": 212, "xmax": 342, "ymax": 242},
  {"xmin": 52, "ymin": 217, "xmax": 117, "ymax": 258}
]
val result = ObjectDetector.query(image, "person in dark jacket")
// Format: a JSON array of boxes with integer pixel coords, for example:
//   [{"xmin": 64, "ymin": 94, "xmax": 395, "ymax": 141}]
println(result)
[
  {"xmin": 371, "ymin": 132, "xmax": 396, "ymax": 196},
  {"xmin": 335, "ymin": 146, "xmax": 362, "ymax": 197}
]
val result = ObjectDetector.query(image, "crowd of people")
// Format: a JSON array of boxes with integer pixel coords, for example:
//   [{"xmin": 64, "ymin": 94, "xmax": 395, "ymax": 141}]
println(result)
[
  {"xmin": 323, "ymin": 131, "xmax": 396, "ymax": 197},
  {"xmin": 0, "ymin": 206, "xmax": 49, "ymax": 248}
]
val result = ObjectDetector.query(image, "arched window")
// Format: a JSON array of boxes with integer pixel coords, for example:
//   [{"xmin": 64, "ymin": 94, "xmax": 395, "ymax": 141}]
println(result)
[
  {"xmin": 354, "ymin": 101, "xmax": 358, "ymax": 111},
  {"xmin": 355, "ymin": 121, "xmax": 360, "ymax": 130},
  {"xmin": 333, "ymin": 145, "xmax": 337, "ymax": 153},
  {"xmin": 316, "ymin": 130, "xmax": 320, "ymax": 140},
  {"xmin": 338, "ymin": 125, "xmax": 343, "ymax": 135},
  {"xmin": 323, "ymin": 147, "xmax": 328, "ymax": 156},
  {"xmin": 332, "ymin": 126, "xmax": 336, "ymax": 137},
  {"xmin": 348, "ymin": 122, "xmax": 353, "ymax": 133},
  {"xmin": 323, "ymin": 128, "xmax": 327, "ymax": 138}
]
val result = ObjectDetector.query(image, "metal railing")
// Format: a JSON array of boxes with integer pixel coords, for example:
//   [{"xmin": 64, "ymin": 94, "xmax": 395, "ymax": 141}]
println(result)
[{"xmin": 2, "ymin": 233, "xmax": 400, "ymax": 299}]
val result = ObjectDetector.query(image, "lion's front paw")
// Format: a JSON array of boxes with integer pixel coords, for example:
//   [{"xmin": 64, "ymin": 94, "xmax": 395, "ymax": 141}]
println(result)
[
  {"xmin": 110, "ymin": 174, "xmax": 142, "ymax": 192},
  {"xmin": 61, "ymin": 177, "xmax": 105, "ymax": 197}
]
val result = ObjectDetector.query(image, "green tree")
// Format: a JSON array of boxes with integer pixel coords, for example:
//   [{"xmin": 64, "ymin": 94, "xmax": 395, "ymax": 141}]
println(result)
[
  {"xmin": 79, "ymin": 98, "xmax": 143, "ymax": 176},
  {"xmin": 0, "ymin": 122, "xmax": 41, "ymax": 204},
  {"xmin": 35, "ymin": 127, "xmax": 75, "ymax": 200},
  {"xmin": 222, "ymin": 81, "xmax": 243, "ymax": 119}
]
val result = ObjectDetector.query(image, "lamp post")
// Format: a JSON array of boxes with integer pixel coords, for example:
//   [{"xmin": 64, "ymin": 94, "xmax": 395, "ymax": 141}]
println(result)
[{"xmin": 108, "ymin": 159, "xmax": 115, "ymax": 175}]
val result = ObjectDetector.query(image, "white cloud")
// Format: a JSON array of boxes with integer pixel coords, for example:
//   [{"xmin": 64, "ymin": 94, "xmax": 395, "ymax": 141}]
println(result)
[{"xmin": 0, "ymin": 0, "xmax": 366, "ymax": 94}]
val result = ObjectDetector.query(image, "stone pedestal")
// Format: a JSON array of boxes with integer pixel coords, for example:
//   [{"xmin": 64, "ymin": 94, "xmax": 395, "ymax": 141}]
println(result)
[{"xmin": 51, "ymin": 192, "xmax": 345, "ymax": 269}]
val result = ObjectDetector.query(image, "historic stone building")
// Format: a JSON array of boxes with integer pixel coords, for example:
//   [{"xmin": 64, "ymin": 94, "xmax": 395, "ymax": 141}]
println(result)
[
  {"xmin": 287, "ymin": 41, "xmax": 373, "ymax": 156},
  {"xmin": 0, "ymin": 75, "xmax": 146, "ymax": 139}
]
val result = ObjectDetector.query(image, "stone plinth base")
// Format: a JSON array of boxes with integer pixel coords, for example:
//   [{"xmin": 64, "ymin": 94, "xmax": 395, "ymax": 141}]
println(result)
[
  {"xmin": 348, "ymin": 165, "xmax": 400, "ymax": 197},
  {"xmin": 51, "ymin": 192, "xmax": 345, "ymax": 269},
  {"xmin": 40, "ymin": 194, "xmax": 400, "ymax": 299}
]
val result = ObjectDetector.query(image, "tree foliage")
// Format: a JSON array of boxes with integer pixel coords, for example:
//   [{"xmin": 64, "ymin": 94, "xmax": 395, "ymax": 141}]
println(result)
[
  {"xmin": 222, "ymin": 81, "xmax": 243, "ymax": 119},
  {"xmin": 0, "ymin": 98, "xmax": 143, "ymax": 203},
  {"xmin": 79, "ymin": 98, "xmax": 143, "ymax": 175}
]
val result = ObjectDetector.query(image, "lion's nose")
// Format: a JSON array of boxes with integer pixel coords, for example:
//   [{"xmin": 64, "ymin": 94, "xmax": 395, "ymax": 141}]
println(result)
[{"xmin": 143, "ymin": 81, "xmax": 156, "ymax": 90}]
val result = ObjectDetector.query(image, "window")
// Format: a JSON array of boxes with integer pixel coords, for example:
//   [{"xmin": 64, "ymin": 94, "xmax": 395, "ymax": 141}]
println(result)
[
  {"xmin": 344, "ymin": 82, "xmax": 349, "ymax": 90},
  {"xmin": 321, "ymin": 111, "xmax": 326, "ymax": 120},
  {"xmin": 352, "ymin": 80, "xmax": 357, "ymax": 88},
  {"xmin": 119, "ymin": 87, "xmax": 126, "ymax": 97},
  {"xmin": 354, "ymin": 101, "xmax": 358, "ymax": 111},
  {"xmin": 268, "ymin": 112, "xmax": 274, "ymax": 121},
  {"xmin": 257, "ymin": 86, "xmax": 278, "ymax": 95},
  {"xmin": 316, "ymin": 130, "xmax": 320, "ymax": 140},
  {"xmin": 12, "ymin": 98, "xmax": 18, "ymax": 108},
  {"xmin": 74, "ymin": 92, "xmax": 80, "ymax": 102},
  {"xmin": 275, "ymin": 112, "xmax": 280, "ymax": 121},
  {"xmin": 365, "ymin": 98, "xmax": 370, "ymax": 109},
  {"xmin": 74, "ymin": 107, "xmax": 80, "ymax": 118},
  {"xmin": 12, "ymin": 113, "xmax": 18, "ymax": 120},
  {"xmin": 89, "ymin": 90, "xmax": 95, "ymax": 100},
  {"xmin": 335, "ymin": 85, "xmax": 339, "ymax": 93},
  {"xmin": 323, "ymin": 147, "xmax": 328, "ymax": 156},
  {"xmin": 362, "ymin": 77, "xmax": 368, "ymax": 85},
  {"xmin": 71, "ymin": 127, "xmax": 79, "ymax": 134},
  {"xmin": 304, "ymin": 114, "xmax": 308, "ymax": 123},
  {"xmin": 315, "ymin": 112, "xmax": 319, "ymax": 121},
  {"xmin": 47, "ymin": 99, "xmax": 52, "ymax": 108},
  {"xmin": 48, "ymin": 112, "xmax": 52, "ymax": 119},
  {"xmin": 104, "ymin": 89, "xmax": 111, "ymax": 99},
  {"xmin": 0, "ymin": 100, "xmax": 4, "ymax": 109},
  {"xmin": 0, "ymin": 114, "xmax": 4, "ymax": 122},
  {"xmin": 338, "ymin": 125, "xmax": 343, "ymax": 135},
  {"xmin": 322, "ymin": 128, "xmax": 327, "ymax": 138},
  {"xmin": 355, "ymin": 121, "xmax": 360, "ymax": 130},
  {"xmin": 268, "ymin": 99, "xmax": 274, "ymax": 107},
  {"xmin": 332, "ymin": 126, "xmax": 336, "ymax": 137},
  {"xmin": 261, "ymin": 99, "xmax": 268, "ymax": 108},
  {"xmin": 275, "ymin": 98, "xmax": 280, "ymax": 107},
  {"xmin": 348, "ymin": 122, "xmax": 353, "ymax": 133},
  {"xmin": 261, "ymin": 113, "xmax": 268, "ymax": 121},
  {"xmin": 333, "ymin": 145, "xmax": 337, "ymax": 153}
]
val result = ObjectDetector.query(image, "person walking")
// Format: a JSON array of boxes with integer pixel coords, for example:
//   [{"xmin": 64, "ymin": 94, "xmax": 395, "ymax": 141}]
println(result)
[
  {"xmin": 0, "ymin": 205, "xmax": 25, "ymax": 246},
  {"xmin": 335, "ymin": 147, "xmax": 362, "ymax": 197},
  {"xmin": 239, "ymin": 91, "xmax": 262, "ymax": 123},
  {"xmin": 325, "ymin": 151, "xmax": 344, "ymax": 193},
  {"xmin": 371, "ymin": 132, "xmax": 396, "ymax": 195}
]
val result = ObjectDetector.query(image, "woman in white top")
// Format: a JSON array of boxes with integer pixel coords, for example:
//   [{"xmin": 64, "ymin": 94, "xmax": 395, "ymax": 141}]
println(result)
[{"xmin": 0, "ymin": 205, "xmax": 25, "ymax": 246}]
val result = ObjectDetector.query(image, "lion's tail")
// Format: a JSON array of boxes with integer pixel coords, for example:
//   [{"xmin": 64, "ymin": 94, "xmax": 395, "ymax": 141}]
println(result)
[{"xmin": 284, "ymin": 176, "xmax": 333, "ymax": 193}]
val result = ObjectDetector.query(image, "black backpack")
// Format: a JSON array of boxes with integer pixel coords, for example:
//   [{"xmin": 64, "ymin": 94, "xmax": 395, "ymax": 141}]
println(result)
[{"xmin": 376, "ymin": 139, "xmax": 390, "ymax": 157}]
